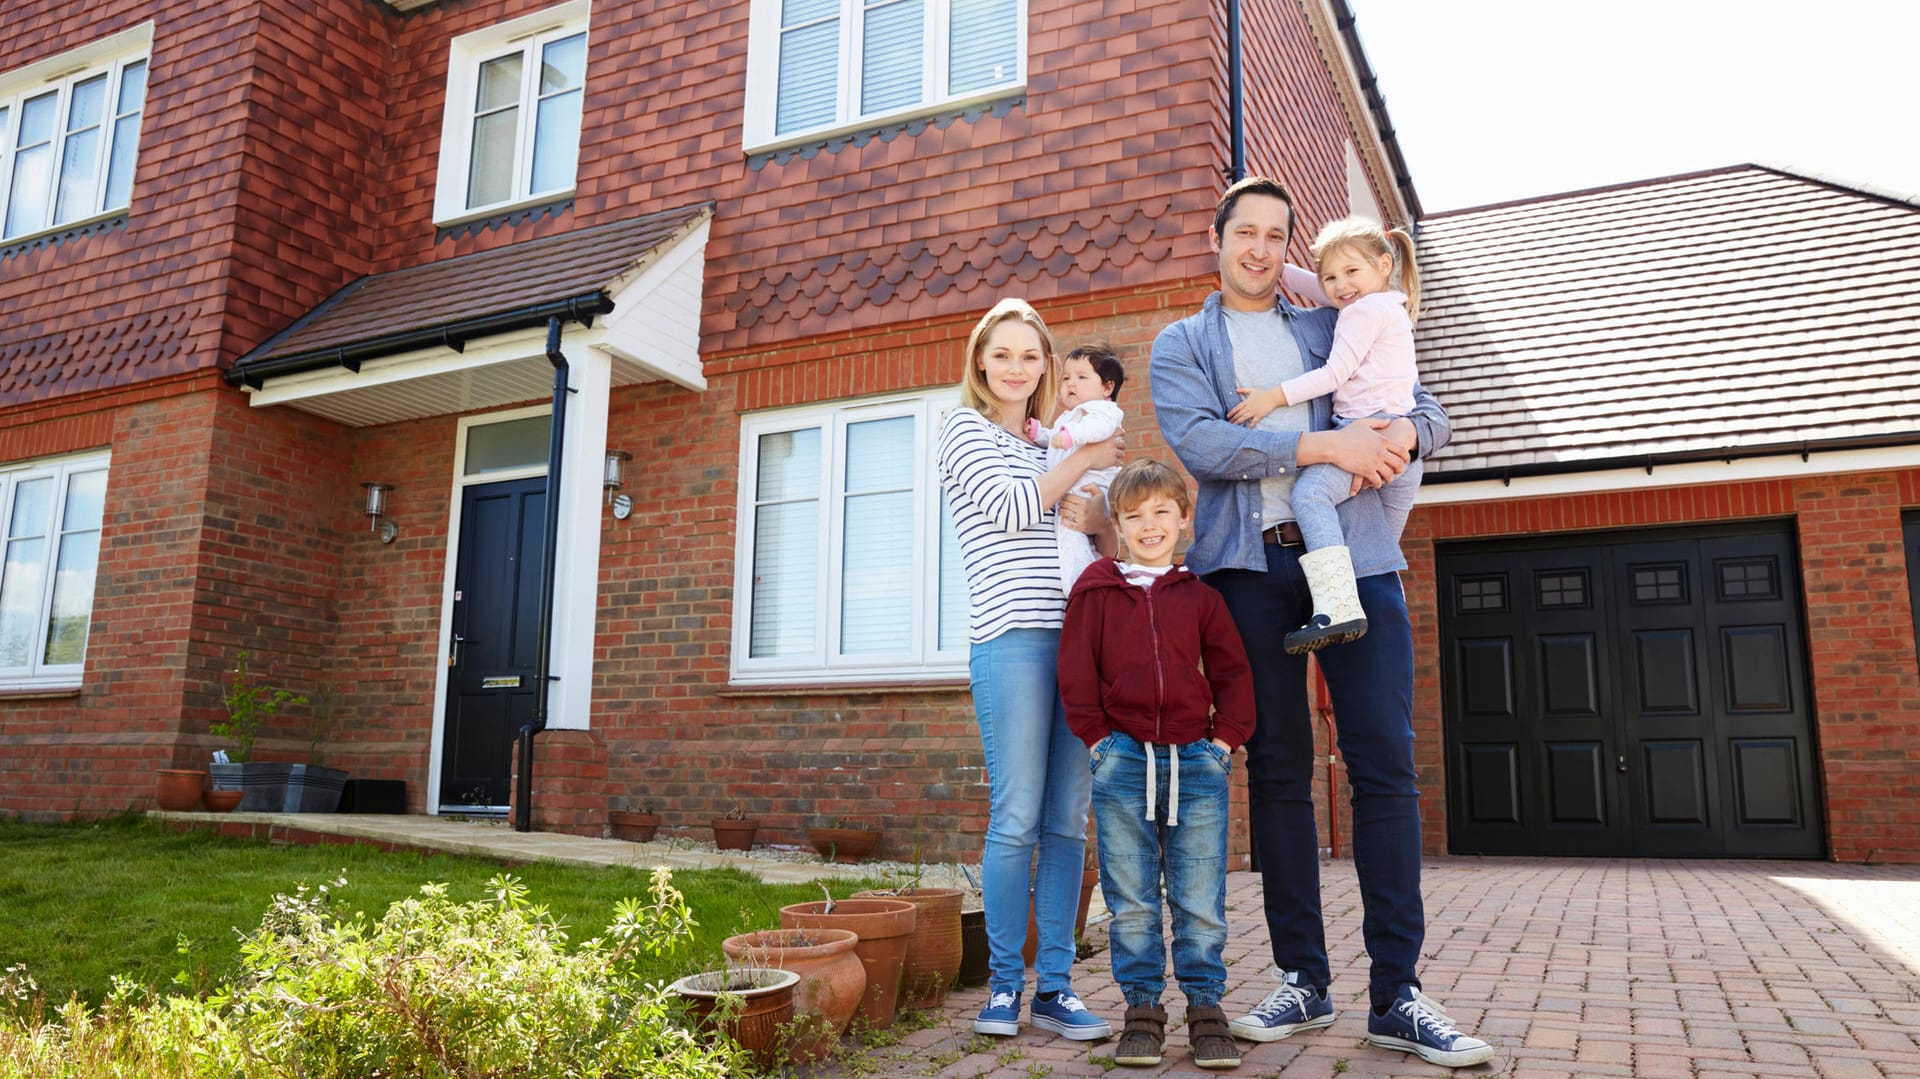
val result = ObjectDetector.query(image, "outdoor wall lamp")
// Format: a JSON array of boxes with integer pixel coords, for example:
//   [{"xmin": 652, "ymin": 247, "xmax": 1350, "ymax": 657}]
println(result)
[
  {"xmin": 603, "ymin": 450, "xmax": 633, "ymax": 519},
  {"xmin": 361, "ymin": 482, "xmax": 398, "ymax": 543}
]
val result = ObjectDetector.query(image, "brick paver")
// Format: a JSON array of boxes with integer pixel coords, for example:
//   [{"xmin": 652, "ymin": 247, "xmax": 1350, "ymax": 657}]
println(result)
[{"xmin": 826, "ymin": 858, "xmax": 1920, "ymax": 1079}]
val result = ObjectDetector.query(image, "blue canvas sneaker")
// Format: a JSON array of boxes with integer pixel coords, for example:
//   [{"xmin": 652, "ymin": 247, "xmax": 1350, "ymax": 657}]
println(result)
[
  {"xmin": 1029, "ymin": 989, "xmax": 1112, "ymax": 1040},
  {"xmin": 1366, "ymin": 986, "xmax": 1494, "ymax": 1067},
  {"xmin": 1228, "ymin": 971, "xmax": 1336, "ymax": 1042},
  {"xmin": 975, "ymin": 989, "xmax": 1021, "ymax": 1036}
]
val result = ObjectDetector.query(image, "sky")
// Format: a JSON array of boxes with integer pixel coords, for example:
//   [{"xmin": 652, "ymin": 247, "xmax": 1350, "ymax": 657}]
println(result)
[{"xmin": 1345, "ymin": 0, "xmax": 1920, "ymax": 214}]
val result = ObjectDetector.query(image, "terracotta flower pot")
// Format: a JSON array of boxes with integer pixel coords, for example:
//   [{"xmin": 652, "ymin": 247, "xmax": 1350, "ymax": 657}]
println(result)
[
  {"xmin": 1022, "ymin": 866, "xmax": 1100, "ymax": 965},
  {"xmin": 609, "ymin": 810, "xmax": 660, "ymax": 842},
  {"xmin": 856, "ymin": 886, "xmax": 964, "ymax": 1008},
  {"xmin": 722, "ymin": 928, "xmax": 864, "ymax": 1061},
  {"xmin": 155, "ymin": 769, "xmax": 205, "ymax": 812},
  {"xmin": 780, "ymin": 898, "xmax": 915, "ymax": 1028},
  {"xmin": 711, "ymin": 818, "xmax": 758, "ymax": 850},
  {"xmin": 667, "ymin": 967, "xmax": 798, "ymax": 1067},
  {"xmin": 808, "ymin": 826, "xmax": 882, "ymax": 863},
  {"xmin": 201, "ymin": 789, "xmax": 245, "ymax": 813}
]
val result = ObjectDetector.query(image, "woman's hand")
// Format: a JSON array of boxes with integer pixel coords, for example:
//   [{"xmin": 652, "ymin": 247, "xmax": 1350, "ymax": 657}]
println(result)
[
  {"xmin": 1075, "ymin": 430, "xmax": 1124, "ymax": 472},
  {"xmin": 1057, "ymin": 485, "xmax": 1109, "ymax": 535}
]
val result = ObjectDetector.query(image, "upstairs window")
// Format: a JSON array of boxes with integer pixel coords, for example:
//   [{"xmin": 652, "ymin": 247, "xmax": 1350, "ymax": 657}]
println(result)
[
  {"xmin": 434, "ymin": 1, "xmax": 588, "ymax": 226},
  {"xmin": 744, "ymin": 0, "xmax": 1024, "ymax": 151},
  {"xmin": 0, "ymin": 453, "xmax": 109, "ymax": 691},
  {"xmin": 0, "ymin": 29, "xmax": 150, "ymax": 242}
]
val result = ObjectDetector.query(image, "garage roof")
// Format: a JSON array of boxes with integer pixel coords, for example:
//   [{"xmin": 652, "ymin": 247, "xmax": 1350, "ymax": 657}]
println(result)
[{"xmin": 1414, "ymin": 165, "xmax": 1920, "ymax": 480}]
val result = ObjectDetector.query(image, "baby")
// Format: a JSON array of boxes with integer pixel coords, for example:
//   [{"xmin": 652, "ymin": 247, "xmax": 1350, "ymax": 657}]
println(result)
[{"xmin": 1027, "ymin": 344, "xmax": 1127, "ymax": 594}]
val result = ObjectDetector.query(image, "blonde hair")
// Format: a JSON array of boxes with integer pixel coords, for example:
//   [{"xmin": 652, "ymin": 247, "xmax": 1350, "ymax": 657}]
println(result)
[
  {"xmin": 1310, "ymin": 217, "xmax": 1421, "ymax": 321},
  {"xmin": 956, "ymin": 298, "xmax": 1059, "ymax": 427},
  {"xmin": 1108, "ymin": 459, "xmax": 1192, "ymax": 517}
]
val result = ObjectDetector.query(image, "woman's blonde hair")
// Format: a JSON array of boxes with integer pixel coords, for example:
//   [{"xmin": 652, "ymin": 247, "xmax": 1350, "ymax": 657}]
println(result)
[
  {"xmin": 1310, "ymin": 217, "xmax": 1421, "ymax": 321},
  {"xmin": 956, "ymin": 298, "xmax": 1059, "ymax": 427}
]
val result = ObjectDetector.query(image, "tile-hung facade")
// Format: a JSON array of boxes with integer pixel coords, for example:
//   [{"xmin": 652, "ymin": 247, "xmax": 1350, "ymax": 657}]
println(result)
[{"xmin": 4, "ymin": 0, "xmax": 1914, "ymax": 866}]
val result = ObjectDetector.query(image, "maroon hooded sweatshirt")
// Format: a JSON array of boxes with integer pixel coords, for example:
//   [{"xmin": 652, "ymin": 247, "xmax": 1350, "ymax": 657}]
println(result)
[{"xmin": 1057, "ymin": 559, "xmax": 1255, "ymax": 751}]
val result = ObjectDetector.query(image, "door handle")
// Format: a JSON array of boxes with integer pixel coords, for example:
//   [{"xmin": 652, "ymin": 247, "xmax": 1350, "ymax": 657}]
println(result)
[
  {"xmin": 450, "ymin": 634, "xmax": 469, "ymax": 668},
  {"xmin": 1617, "ymin": 754, "xmax": 1628, "ymax": 774}
]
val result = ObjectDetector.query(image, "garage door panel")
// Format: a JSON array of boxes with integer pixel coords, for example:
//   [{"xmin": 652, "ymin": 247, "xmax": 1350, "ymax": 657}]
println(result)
[
  {"xmin": 1544, "ymin": 742, "xmax": 1607, "ymax": 825},
  {"xmin": 1539, "ymin": 634, "xmax": 1600, "ymax": 717},
  {"xmin": 1631, "ymin": 628, "xmax": 1700, "ymax": 715},
  {"xmin": 1640, "ymin": 739, "xmax": 1710, "ymax": 826},
  {"xmin": 1457, "ymin": 638, "xmax": 1516, "ymax": 718},
  {"xmin": 1461, "ymin": 743, "xmax": 1521, "ymax": 825},
  {"xmin": 1731, "ymin": 739, "xmax": 1801, "ymax": 827},
  {"xmin": 1720, "ymin": 625, "xmax": 1792, "ymax": 712}
]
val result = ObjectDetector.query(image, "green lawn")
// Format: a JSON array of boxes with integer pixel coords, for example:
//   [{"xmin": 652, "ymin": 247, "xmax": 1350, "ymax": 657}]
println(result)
[{"xmin": 0, "ymin": 815, "xmax": 886, "ymax": 1006}]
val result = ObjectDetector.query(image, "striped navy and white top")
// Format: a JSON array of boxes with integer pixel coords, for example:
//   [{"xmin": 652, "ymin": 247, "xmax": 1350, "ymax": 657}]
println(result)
[{"xmin": 938, "ymin": 406, "xmax": 1066, "ymax": 644}]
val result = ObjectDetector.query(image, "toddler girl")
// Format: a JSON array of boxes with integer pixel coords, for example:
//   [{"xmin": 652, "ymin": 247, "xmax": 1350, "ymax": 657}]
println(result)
[
  {"xmin": 1227, "ymin": 217, "xmax": 1423, "ymax": 654},
  {"xmin": 1028, "ymin": 344, "xmax": 1127, "ymax": 594}
]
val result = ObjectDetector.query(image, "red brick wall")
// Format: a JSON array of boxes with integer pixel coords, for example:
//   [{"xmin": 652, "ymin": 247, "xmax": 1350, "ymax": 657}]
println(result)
[{"xmin": 1409, "ymin": 468, "xmax": 1920, "ymax": 864}]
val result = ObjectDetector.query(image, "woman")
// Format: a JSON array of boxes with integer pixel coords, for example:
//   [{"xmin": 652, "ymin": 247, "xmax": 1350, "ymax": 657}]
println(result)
[{"xmin": 937, "ymin": 298, "xmax": 1123, "ymax": 1041}]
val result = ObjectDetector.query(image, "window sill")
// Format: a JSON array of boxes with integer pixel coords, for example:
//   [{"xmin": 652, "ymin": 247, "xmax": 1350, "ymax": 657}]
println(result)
[
  {"xmin": 0, "ymin": 684, "xmax": 84, "ymax": 701},
  {"xmin": 717, "ymin": 678, "xmax": 969, "ymax": 698},
  {"xmin": 1, "ymin": 212, "xmax": 128, "ymax": 260},
  {"xmin": 745, "ymin": 89, "xmax": 1024, "ymax": 169},
  {"xmin": 432, "ymin": 194, "xmax": 573, "ymax": 241}
]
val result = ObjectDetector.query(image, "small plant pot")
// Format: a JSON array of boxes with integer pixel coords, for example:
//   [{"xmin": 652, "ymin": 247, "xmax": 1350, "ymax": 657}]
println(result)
[
  {"xmin": 722, "ymin": 928, "xmax": 865, "ymax": 1061},
  {"xmin": 667, "ymin": 967, "xmax": 799, "ymax": 1066},
  {"xmin": 283, "ymin": 764, "xmax": 349, "ymax": 813},
  {"xmin": 780, "ymin": 898, "xmax": 915, "ymax": 1029},
  {"xmin": 155, "ymin": 769, "xmax": 205, "ymax": 812},
  {"xmin": 209, "ymin": 761, "xmax": 292, "ymax": 812},
  {"xmin": 201, "ymin": 789, "xmax": 245, "ymax": 813},
  {"xmin": 609, "ymin": 810, "xmax": 661, "ymax": 842},
  {"xmin": 711, "ymin": 818, "xmax": 758, "ymax": 850},
  {"xmin": 958, "ymin": 908, "xmax": 990, "ymax": 987},
  {"xmin": 808, "ymin": 826, "xmax": 882, "ymax": 863},
  {"xmin": 855, "ymin": 886, "xmax": 964, "ymax": 1008}
]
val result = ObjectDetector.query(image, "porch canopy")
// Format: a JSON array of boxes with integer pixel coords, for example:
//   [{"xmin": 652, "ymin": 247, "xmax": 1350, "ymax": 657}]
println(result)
[{"xmin": 226, "ymin": 202, "xmax": 713, "ymax": 424}]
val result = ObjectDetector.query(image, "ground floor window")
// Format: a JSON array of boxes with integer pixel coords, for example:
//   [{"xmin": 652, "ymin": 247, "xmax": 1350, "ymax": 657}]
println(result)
[
  {"xmin": 732, "ymin": 392, "xmax": 965, "ymax": 683},
  {"xmin": 0, "ymin": 452, "xmax": 108, "ymax": 689}
]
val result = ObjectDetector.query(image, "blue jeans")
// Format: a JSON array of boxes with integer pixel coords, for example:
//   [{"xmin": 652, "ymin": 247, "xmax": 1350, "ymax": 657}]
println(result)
[
  {"xmin": 1206, "ymin": 554, "xmax": 1425, "ymax": 1012},
  {"xmin": 1090, "ymin": 732, "xmax": 1231, "ymax": 1009},
  {"xmin": 969, "ymin": 628, "xmax": 1092, "ymax": 994}
]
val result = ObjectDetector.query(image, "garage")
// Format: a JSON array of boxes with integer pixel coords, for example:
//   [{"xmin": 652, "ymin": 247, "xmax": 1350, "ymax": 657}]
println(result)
[{"xmin": 1436, "ymin": 522, "xmax": 1823, "ymax": 858}]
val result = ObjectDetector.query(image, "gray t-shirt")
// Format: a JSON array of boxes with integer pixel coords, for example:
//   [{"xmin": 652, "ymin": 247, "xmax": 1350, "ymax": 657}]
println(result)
[{"xmin": 1221, "ymin": 306, "xmax": 1313, "ymax": 525}]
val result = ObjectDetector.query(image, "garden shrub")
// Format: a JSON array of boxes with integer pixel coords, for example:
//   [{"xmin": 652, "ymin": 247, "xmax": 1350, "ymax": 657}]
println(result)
[{"xmin": 0, "ymin": 868, "xmax": 746, "ymax": 1078}]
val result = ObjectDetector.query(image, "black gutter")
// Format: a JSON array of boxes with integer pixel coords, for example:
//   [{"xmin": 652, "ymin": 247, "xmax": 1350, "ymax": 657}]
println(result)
[
  {"xmin": 1328, "ymin": 0, "xmax": 1422, "ymax": 222},
  {"xmin": 1227, "ymin": 0, "xmax": 1245, "ymax": 183},
  {"xmin": 225, "ymin": 292, "xmax": 612, "ymax": 389},
  {"xmin": 1425, "ymin": 430, "xmax": 1920, "ymax": 486},
  {"xmin": 515, "ymin": 316, "xmax": 574, "ymax": 834}
]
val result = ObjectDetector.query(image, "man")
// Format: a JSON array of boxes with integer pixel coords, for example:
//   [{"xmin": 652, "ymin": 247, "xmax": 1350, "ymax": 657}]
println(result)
[{"xmin": 1149, "ymin": 176, "xmax": 1493, "ymax": 1068}]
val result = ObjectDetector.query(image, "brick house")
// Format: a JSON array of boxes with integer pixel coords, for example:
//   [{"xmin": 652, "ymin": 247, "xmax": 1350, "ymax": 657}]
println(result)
[{"xmin": 4, "ymin": 1, "xmax": 1915, "ymax": 865}]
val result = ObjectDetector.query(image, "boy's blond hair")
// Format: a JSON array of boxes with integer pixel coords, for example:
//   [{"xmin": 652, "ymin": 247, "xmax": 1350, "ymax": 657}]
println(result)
[{"xmin": 1108, "ymin": 459, "xmax": 1191, "ymax": 517}]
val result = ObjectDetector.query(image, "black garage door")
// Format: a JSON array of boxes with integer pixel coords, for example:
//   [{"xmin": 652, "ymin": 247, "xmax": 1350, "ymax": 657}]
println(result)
[{"xmin": 1438, "ymin": 522, "xmax": 1822, "ymax": 858}]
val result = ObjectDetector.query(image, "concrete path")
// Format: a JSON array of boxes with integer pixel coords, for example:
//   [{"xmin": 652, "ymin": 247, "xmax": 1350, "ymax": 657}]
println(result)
[{"xmin": 149, "ymin": 812, "xmax": 1920, "ymax": 1077}]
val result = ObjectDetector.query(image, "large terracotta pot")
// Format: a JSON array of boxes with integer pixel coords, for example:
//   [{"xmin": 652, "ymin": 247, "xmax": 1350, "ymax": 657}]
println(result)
[
  {"xmin": 666, "ymin": 967, "xmax": 798, "ymax": 1067},
  {"xmin": 780, "ymin": 898, "xmax": 914, "ymax": 1028},
  {"xmin": 722, "ymin": 928, "xmax": 864, "ymax": 1061},
  {"xmin": 155, "ymin": 769, "xmax": 205, "ymax": 812},
  {"xmin": 856, "ymin": 886, "xmax": 964, "ymax": 1008}
]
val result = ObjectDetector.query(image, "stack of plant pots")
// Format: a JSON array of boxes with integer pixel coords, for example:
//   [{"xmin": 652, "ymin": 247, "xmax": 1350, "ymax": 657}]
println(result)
[{"xmin": 779, "ymin": 898, "xmax": 915, "ymax": 1028}]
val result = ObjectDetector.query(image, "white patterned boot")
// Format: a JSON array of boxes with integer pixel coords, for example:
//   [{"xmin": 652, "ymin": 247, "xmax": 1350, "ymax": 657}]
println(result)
[{"xmin": 1284, "ymin": 545, "xmax": 1368, "ymax": 654}]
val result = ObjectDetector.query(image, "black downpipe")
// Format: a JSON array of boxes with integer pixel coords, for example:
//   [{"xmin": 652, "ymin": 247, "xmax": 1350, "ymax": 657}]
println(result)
[
  {"xmin": 1227, "ymin": 0, "xmax": 1245, "ymax": 183},
  {"xmin": 515, "ymin": 316, "xmax": 571, "ymax": 833}
]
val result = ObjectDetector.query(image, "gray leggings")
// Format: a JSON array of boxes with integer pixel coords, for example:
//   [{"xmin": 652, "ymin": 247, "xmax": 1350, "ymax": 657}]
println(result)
[{"xmin": 1292, "ymin": 422, "xmax": 1423, "ymax": 552}]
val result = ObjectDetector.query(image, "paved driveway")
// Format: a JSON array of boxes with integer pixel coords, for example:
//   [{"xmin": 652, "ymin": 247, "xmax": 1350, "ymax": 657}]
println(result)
[{"xmin": 850, "ymin": 858, "xmax": 1920, "ymax": 1078}]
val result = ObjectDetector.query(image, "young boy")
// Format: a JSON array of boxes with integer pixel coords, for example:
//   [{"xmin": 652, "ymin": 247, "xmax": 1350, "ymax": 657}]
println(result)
[{"xmin": 1057, "ymin": 459, "xmax": 1256, "ymax": 1070}]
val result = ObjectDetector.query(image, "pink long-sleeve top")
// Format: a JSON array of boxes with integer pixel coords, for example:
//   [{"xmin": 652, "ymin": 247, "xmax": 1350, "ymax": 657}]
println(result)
[{"xmin": 1278, "ymin": 264, "xmax": 1418, "ymax": 420}]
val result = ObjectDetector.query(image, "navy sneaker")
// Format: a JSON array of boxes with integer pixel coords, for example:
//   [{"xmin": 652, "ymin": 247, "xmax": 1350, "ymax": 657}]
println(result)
[
  {"xmin": 1228, "ymin": 971, "xmax": 1336, "ymax": 1042},
  {"xmin": 1366, "ymin": 986, "xmax": 1494, "ymax": 1067},
  {"xmin": 1029, "ymin": 989, "xmax": 1112, "ymax": 1041},
  {"xmin": 975, "ymin": 989, "xmax": 1021, "ymax": 1036}
]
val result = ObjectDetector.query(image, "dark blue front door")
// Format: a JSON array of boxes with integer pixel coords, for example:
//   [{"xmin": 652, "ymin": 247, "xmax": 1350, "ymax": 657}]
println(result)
[{"xmin": 440, "ymin": 476, "xmax": 546, "ymax": 810}]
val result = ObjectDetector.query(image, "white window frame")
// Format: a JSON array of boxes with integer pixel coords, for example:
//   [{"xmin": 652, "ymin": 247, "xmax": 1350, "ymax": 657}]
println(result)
[
  {"xmin": 731, "ymin": 391, "xmax": 967, "ymax": 685},
  {"xmin": 0, "ymin": 451, "xmax": 111, "ymax": 691},
  {"xmin": 742, "ymin": 0, "xmax": 1025, "ymax": 154},
  {"xmin": 0, "ymin": 25, "xmax": 152, "ymax": 243},
  {"xmin": 432, "ymin": 0, "xmax": 590, "ymax": 228}
]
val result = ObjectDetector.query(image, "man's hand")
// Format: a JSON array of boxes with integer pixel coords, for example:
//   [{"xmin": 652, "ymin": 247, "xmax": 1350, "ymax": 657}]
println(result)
[{"xmin": 1315, "ymin": 418, "xmax": 1411, "ymax": 488}]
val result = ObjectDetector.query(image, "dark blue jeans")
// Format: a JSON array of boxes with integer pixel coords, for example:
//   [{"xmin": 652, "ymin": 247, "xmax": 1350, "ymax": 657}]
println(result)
[{"xmin": 1206, "ymin": 549, "xmax": 1424, "ymax": 1011}]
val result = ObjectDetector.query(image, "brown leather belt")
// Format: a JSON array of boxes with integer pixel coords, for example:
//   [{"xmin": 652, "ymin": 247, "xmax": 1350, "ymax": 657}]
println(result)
[{"xmin": 1262, "ymin": 521, "xmax": 1304, "ymax": 547}]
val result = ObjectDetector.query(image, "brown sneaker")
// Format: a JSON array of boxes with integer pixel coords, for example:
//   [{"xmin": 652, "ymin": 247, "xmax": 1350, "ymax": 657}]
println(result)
[
  {"xmin": 1186, "ymin": 1004, "xmax": 1242, "ymax": 1069},
  {"xmin": 1113, "ymin": 1003, "xmax": 1167, "ymax": 1067}
]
